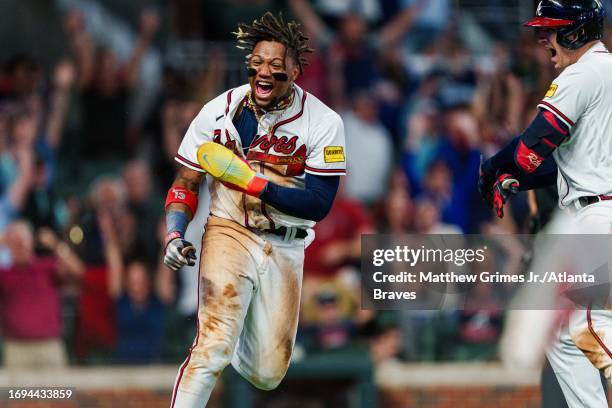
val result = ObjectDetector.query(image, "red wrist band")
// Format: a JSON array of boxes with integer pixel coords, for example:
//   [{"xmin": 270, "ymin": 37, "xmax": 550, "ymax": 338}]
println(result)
[
  {"xmin": 246, "ymin": 174, "xmax": 269, "ymax": 197},
  {"xmin": 165, "ymin": 187, "xmax": 198, "ymax": 216}
]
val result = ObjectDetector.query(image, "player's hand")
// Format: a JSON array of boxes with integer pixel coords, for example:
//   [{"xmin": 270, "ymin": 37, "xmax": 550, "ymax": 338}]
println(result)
[
  {"xmin": 491, "ymin": 174, "xmax": 519, "ymax": 219},
  {"xmin": 196, "ymin": 142, "xmax": 268, "ymax": 197},
  {"xmin": 164, "ymin": 235, "xmax": 197, "ymax": 271}
]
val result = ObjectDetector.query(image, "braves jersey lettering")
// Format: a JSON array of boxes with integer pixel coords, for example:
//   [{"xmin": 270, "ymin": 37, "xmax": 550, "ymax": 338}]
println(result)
[{"xmin": 251, "ymin": 134, "xmax": 299, "ymax": 154}]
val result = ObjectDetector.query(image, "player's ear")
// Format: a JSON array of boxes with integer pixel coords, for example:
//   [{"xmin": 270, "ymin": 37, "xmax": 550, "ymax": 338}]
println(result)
[
  {"xmin": 285, "ymin": 55, "xmax": 300, "ymax": 82},
  {"xmin": 289, "ymin": 64, "xmax": 300, "ymax": 82}
]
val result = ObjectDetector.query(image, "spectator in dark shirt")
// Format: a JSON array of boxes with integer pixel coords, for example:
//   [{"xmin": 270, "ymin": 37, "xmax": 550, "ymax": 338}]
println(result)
[
  {"xmin": 111, "ymin": 260, "xmax": 166, "ymax": 364},
  {"xmin": 0, "ymin": 221, "xmax": 83, "ymax": 368},
  {"xmin": 433, "ymin": 108, "xmax": 482, "ymax": 232},
  {"xmin": 122, "ymin": 160, "xmax": 161, "ymax": 266},
  {"xmin": 102, "ymin": 209, "xmax": 171, "ymax": 364},
  {"xmin": 65, "ymin": 8, "xmax": 159, "ymax": 160},
  {"xmin": 22, "ymin": 152, "xmax": 63, "ymax": 231}
]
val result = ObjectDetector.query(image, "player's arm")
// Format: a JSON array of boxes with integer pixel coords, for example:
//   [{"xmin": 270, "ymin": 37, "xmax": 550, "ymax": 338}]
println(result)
[
  {"xmin": 163, "ymin": 90, "xmax": 222, "ymax": 270},
  {"xmin": 263, "ymin": 110, "xmax": 345, "ymax": 221},
  {"xmin": 478, "ymin": 109, "xmax": 567, "ymax": 218},
  {"xmin": 259, "ymin": 174, "xmax": 339, "ymax": 222},
  {"xmin": 163, "ymin": 166, "xmax": 203, "ymax": 271},
  {"xmin": 483, "ymin": 156, "xmax": 558, "ymax": 218},
  {"xmin": 480, "ymin": 108, "xmax": 569, "ymax": 188},
  {"xmin": 482, "ymin": 64, "xmax": 596, "ymax": 189},
  {"xmin": 514, "ymin": 156, "xmax": 558, "ymax": 191},
  {"xmin": 195, "ymin": 142, "xmax": 339, "ymax": 221}
]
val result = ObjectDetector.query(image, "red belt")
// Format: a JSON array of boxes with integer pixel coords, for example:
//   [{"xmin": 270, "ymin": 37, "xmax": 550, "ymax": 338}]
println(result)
[{"xmin": 578, "ymin": 195, "xmax": 612, "ymax": 207}]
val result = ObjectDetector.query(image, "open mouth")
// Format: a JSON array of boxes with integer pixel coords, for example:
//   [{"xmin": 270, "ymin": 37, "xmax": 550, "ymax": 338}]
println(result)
[
  {"xmin": 256, "ymin": 81, "xmax": 274, "ymax": 97},
  {"xmin": 547, "ymin": 46, "xmax": 557, "ymax": 59}
]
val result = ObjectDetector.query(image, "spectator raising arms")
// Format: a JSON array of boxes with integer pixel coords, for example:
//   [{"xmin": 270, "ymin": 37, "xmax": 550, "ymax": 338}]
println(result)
[
  {"xmin": 101, "ymin": 209, "xmax": 171, "ymax": 364},
  {"xmin": 64, "ymin": 8, "xmax": 159, "ymax": 161},
  {"xmin": 0, "ymin": 221, "xmax": 83, "ymax": 368},
  {"xmin": 289, "ymin": 0, "xmax": 421, "ymax": 108},
  {"xmin": 0, "ymin": 136, "xmax": 34, "ymax": 236}
]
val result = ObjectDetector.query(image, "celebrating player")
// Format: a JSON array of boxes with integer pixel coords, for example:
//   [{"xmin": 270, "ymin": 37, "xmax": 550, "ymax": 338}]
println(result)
[
  {"xmin": 479, "ymin": 1, "xmax": 611, "ymax": 407},
  {"xmin": 163, "ymin": 12, "xmax": 346, "ymax": 408}
]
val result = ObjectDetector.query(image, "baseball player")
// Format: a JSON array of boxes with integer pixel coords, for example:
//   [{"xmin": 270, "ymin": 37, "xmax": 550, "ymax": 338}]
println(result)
[
  {"xmin": 479, "ymin": 1, "xmax": 611, "ymax": 406},
  {"xmin": 162, "ymin": 12, "xmax": 346, "ymax": 407}
]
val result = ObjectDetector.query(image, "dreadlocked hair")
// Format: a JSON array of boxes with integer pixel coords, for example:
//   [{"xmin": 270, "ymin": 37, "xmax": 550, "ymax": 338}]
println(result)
[{"xmin": 234, "ymin": 12, "xmax": 313, "ymax": 74}]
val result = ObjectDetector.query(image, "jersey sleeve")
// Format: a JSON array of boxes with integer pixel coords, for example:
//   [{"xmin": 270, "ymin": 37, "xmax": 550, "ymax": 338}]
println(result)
[
  {"xmin": 538, "ymin": 66, "xmax": 598, "ymax": 129},
  {"xmin": 175, "ymin": 96, "xmax": 223, "ymax": 172},
  {"xmin": 305, "ymin": 111, "xmax": 347, "ymax": 176}
]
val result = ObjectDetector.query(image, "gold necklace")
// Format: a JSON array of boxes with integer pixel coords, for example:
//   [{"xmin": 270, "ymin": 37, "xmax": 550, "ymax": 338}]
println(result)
[{"xmin": 244, "ymin": 88, "xmax": 295, "ymax": 134}]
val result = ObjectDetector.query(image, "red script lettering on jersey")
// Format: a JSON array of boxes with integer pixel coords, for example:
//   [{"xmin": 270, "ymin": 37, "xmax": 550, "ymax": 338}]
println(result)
[{"xmin": 251, "ymin": 135, "xmax": 298, "ymax": 155}]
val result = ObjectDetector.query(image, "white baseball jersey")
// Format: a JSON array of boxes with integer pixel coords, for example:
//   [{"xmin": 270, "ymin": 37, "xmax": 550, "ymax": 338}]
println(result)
[
  {"xmin": 176, "ymin": 83, "xmax": 346, "ymax": 230},
  {"xmin": 537, "ymin": 42, "xmax": 612, "ymax": 208}
]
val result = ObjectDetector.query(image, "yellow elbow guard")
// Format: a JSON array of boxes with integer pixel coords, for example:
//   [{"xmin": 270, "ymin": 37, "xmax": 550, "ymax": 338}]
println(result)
[{"xmin": 196, "ymin": 142, "xmax": 268, "ymax": 196}]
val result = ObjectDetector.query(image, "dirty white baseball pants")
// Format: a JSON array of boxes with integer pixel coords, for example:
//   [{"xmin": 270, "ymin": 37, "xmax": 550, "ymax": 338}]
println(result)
[
  {"xmin": 546, "ymin": 201, "xmax": 612, "ymax": 408},
  {"xmin": 170, "ymin": 216, "xmax": 305, "ymax": 407},
  {"xmin": 548, "ymin": 313, "xmax": 610, "ymax": 408}
]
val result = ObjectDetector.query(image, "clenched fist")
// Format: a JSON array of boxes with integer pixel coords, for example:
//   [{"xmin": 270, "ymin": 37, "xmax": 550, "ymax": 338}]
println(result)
[{"xmin": 164, "ymin": 234, "xmax": 196, "ymax": 271}]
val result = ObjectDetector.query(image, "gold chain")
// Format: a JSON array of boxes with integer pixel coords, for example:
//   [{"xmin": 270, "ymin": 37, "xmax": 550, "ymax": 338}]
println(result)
[{"xmin": 244, "ymin": 87, "xmax": 295, "ymax": 134}]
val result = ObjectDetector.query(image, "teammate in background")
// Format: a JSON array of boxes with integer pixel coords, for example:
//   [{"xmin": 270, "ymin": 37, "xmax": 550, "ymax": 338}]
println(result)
[
  {"xmin": 162, "ymin": 12, "xmax": 346, "ymax": 407},
  {"xmin": 479, "ymin": 1, "xmax": 611, "ymax": 407}
]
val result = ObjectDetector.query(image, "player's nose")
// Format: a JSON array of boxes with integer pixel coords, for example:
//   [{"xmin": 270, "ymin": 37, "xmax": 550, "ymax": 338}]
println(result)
[{"xmin": 258, "ymin": 63, "xmax": 272, "ymax": 77}]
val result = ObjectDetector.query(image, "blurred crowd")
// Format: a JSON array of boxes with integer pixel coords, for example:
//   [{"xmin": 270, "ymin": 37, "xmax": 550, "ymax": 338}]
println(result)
[{"xmin": 0, "ymin": 0, "xmax": 612, "ymax": 369}]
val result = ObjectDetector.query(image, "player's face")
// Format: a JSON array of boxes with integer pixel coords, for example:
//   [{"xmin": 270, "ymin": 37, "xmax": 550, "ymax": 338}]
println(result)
[
  {"xmin": 248, "ymin": 41, "xmax": 299, "ymax": 109},
  {"xmin": 537, "ymin": 28, "xmax": 573, "ymax": 70}
]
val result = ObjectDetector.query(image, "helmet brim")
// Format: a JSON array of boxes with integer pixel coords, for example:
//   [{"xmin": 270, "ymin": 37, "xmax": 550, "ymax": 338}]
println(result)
[{"xmin": 523, "ymin": 16, "xmax": 574, "ymax": 27}]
